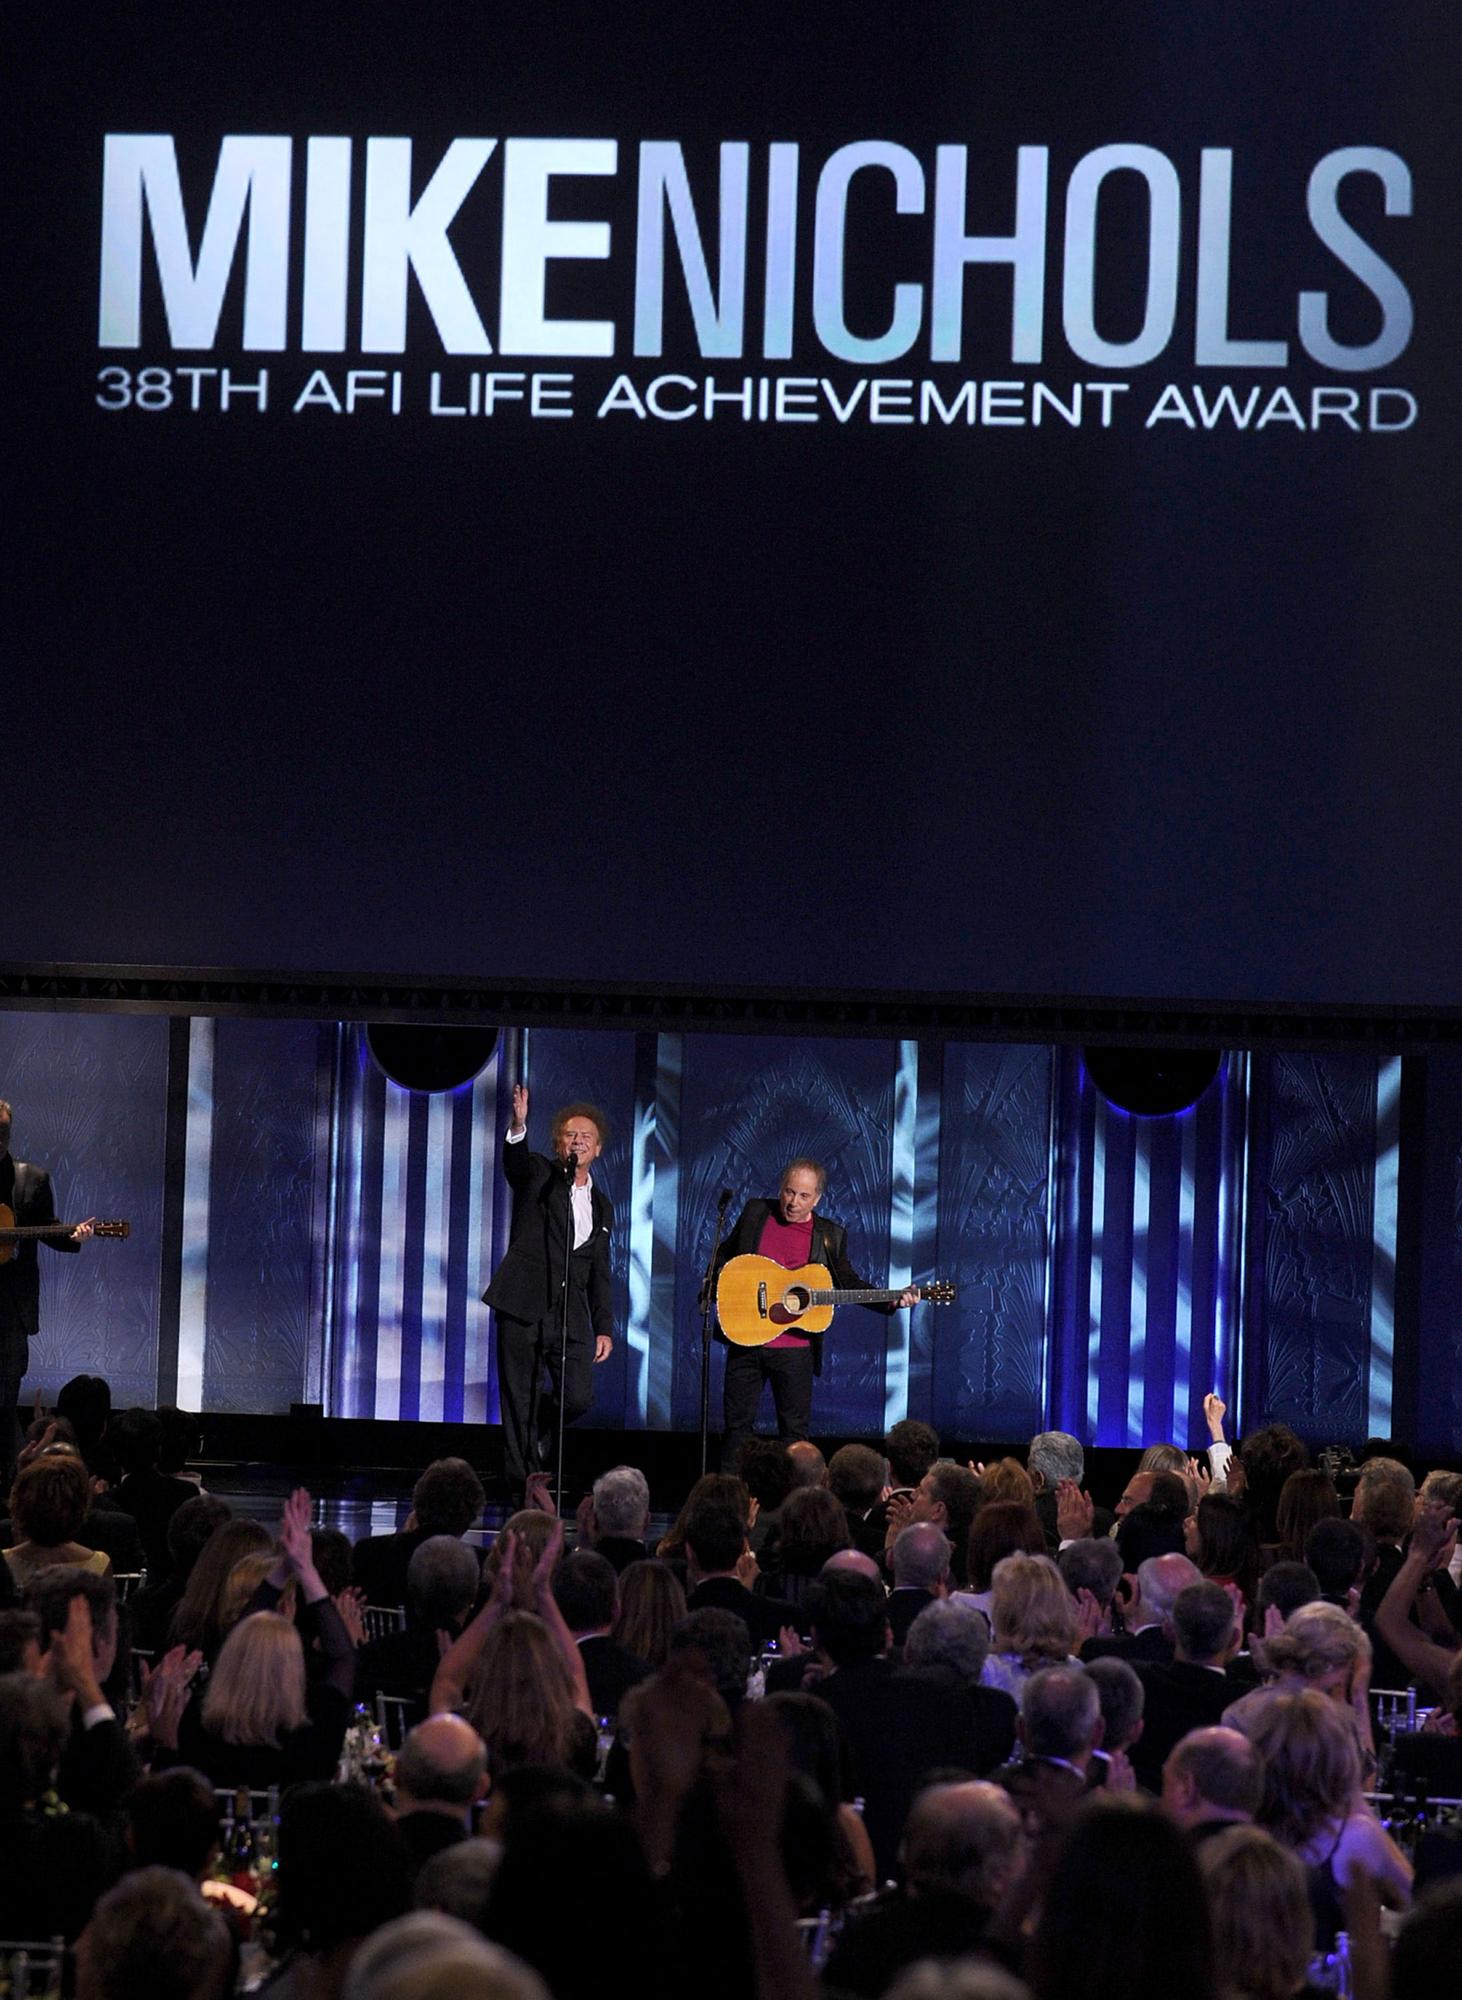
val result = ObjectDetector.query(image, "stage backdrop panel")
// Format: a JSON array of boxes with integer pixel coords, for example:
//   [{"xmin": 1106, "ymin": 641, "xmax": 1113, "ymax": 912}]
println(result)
[{"xmin": 0, "ymin": 1013, "xmax": 168, "ymax": 1407}]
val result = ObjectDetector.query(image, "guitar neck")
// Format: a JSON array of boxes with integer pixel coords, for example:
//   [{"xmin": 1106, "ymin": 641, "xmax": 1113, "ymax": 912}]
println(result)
[
  {"xmin": 807, "ymin": 1287, "xmax": 904, "ymax": 1307},
  {"xmin": 0, "ymin": 1224, "xmax": 80, "ymax": 1239}
]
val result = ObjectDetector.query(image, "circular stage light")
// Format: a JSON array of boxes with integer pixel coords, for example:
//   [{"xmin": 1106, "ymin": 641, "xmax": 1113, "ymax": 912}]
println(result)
[
  {"xmin": 1082, "ymin": 1047, "xmax": 1222, "ymax": 1117},
  {"xmin": 366, "ymin": 1024, "xmax": 498, "ymax": 1093}
]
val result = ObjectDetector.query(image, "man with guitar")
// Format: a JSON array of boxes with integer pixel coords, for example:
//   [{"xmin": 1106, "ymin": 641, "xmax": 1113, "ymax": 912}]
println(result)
[
  {"xmin": 0, "ymin": 1100, "xmax": 94, "ymax": 1478},
  {"xmin": 713, "ymin": 1160, "xmax": 919, "ymax": 1469}
]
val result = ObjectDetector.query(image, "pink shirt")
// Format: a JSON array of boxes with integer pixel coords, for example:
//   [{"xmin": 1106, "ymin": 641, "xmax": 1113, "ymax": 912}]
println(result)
[{"xmin": 758, "ymin": 1211, "xmax": 814, "ymax": 1349}]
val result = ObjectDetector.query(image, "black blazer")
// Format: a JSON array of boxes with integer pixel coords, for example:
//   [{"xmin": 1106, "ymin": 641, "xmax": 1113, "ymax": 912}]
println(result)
[
  {"xmin": 0, "ymin": 1157, "xmax": 80, "ymax": 1359},
  {"xmin": 481, "ymin": 1138, "xmax": 614, "ymax": 1342},
  {"xmin": 711, "ymin": 1198, "xmax": 892, "ymax": 1378}
]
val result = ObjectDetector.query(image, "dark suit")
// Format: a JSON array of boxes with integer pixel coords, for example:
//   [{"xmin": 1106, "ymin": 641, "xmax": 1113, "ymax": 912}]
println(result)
[
  {"xmin": 1081, "ymin": 1624, "xmax": 1174, "ymax": 1667},
  {"xmin": 0, "ymin": 1154, "xmax": 81, "ymax": 1471},
  {"xmin": 593, "ymin": 1535, "xmax": 648, "ymax": 1575},
  {"xmin": 887, "ymin": 1587, "xmax": 938, "ymax": 1648},
  {"xmin": 713, "ymin": 1199, "xmax": 894, "ymax": 1458},
  {"xmin": 482, "ymin": 1137, "xmax": 613, "ymax": 1488},
  {"xmin": 352, "ymin": 1527, "xmax": 485, "ymax": 1610},
  {"xmin": 686, "ymin": 1574, "xmax": 796, "ymax": 1651},
  {"xmin": 577, "ymin": 1633, "xmax": 651, "ymax": 1718},
  {"xmin": 1132, "ymin": 1660, "xmax": 1245, "ymax": 1791}
]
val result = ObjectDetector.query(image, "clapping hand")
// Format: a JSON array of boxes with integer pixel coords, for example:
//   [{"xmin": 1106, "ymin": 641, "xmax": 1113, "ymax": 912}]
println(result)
[
  {"xmin": 277, "ymin": 1487, "xmax": 316, "ymax": 1573},
  {"xmin": 1056, "ymin": 1477, "xmax": 1095, "ymax": 1541},
  {"xmin": 532, "ymin": 1517, "xmax": 565, "ymax": 1604},
  {"xmin": 46, "ymin": 1594, "xmax": 104, "ymax": 1708},
  {"xmin": 334, "ymin": 1586, "xmax": 367, "ymax": 1648},
  {"xmin": 137, "ymin": 1644, "xmax": 202, "ymax": 1749},
  {"xmin": 524, "ymin": 1471, "xmax": 558, "ymax": 1518},
  {"xmin": 1073, "ymin": 1587, "xmax": 1107, "ymax": 1642}
]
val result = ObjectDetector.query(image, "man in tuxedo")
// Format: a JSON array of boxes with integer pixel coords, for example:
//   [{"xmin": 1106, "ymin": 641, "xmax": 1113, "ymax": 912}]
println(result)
[
  {"xmin": 482, "ymin": 1084, "xmax": 615, "ymax": 1493},
  {"xmin": 1133, "ymin": 1581, "xmax": 1246, "ymax": 1792},
  {"xmin": 552, "ymin": 1548, "xmax": 650, "ymax": 1718},
  {"xmin": 352, "ymin": 1457, "xmax": 486, "ymax": 1609},
  {"xmin": 1081, "ymin": 1552, "xmax": 1200, "ymax": 1666},
  {"xmin": 0, "ymin": 1100, "xmax": 94, "ymax": 1477},
  {"xmin": 713, "ymin": 1160, "xmax": 917, "ymax": 1466},
  {"xmin": 887, "ymin": 1521, "xmax": 952, "ymax": 1646}
]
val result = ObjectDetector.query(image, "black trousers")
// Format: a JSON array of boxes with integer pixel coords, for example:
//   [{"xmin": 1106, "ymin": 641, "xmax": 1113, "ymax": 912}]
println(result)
[
  {"xmin": 722, "ymin": 1344, "xmax": 814, "ymax": 1466},
  {"xmin": 496, "ymin": 1298, "xmax": 596, "ymax": 1489}
]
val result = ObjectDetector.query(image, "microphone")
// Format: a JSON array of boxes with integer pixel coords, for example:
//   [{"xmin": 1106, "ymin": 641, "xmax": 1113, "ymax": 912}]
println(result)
[
  {"xmin": 717, "ymin": 1187, "xmax": 734, "ymax": 1211},
  {"xmin": 559, "ymin": 1152, "xmax": 578, "ymax": 1181}
]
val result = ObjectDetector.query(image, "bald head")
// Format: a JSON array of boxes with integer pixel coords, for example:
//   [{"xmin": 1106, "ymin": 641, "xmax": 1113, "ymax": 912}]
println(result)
[
  {"xmin": 891, "ymin": 1521, "xmax": 953, "ymax": 1592},
  {"xmin": 1162, "ymin": 1726, "xmax": 1263, "ymax": 1829},
  {"xmin": 396, "ymin": 1714, "xmax": 488, "ymax": 1817},
  {"xmin": 901, "ymin": 1781, "xmax": 1024, "ymax": 1907},
  {"xmin": 1138, "ymin": 1553, "xmax": 1202, "ymax": 1623},
  {"xmin": 787, "ymin": 1441, "xmax": 827, "ymax": 1488},
  {"xmin": 822, "ymin": 1548, "xmax": 883, "ymax": 1585}
]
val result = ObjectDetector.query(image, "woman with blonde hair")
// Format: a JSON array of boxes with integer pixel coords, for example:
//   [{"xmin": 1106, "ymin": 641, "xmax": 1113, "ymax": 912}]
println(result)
[
  {"xmin": 611, "ymin": 1559, "xmax": 687, "ymax": 1669},
  {"xmin": 168, "ymin": 1488, "xmax": 355, "ymax": 1786},
  {"xmin": 168, "ymin": 1516, "xmax": 272, "ymax": 1658},
  {"xmin": 1224, "ymin": 1600, "xmax": 1375, "ymax": 1768},
  {"xmin": 1197, "ymin": 1825, "xmax": 1314, "ymax": 2000},
  {"xmin": 974, "ymin": 1458, "xmax": 1036, "ymax": 1511},
  {"xmin": 1246, "ymin": 1689, "xmax": 1410, "ymax": 1943},
  {"xmin": 979, "ymin": 1552, "xmax": 1079, "ymax": 1699},
  {"xmin": 218, "ymin": 1551, "xmax": 296, "ymax": 1637},
  {"xmin": 3, "ymin": 1453, "xmax": 110, "ymax": 1586}
]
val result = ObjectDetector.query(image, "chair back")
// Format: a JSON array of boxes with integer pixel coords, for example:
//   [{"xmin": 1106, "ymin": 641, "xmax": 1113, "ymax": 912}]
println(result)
[
  {"xmin": 0, "ymin": 1937, "xmax": 66, "ymax": 1998},
  {"xmin": 363, "ymin": 1603, "xmax": 408, "ymax": 1642}
]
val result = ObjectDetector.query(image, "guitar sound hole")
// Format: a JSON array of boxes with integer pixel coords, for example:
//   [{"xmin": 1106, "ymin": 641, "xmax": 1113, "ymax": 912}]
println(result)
[{"xmin": 782, "ymin": 1288, "xmax": 809, "ymax": 1317}]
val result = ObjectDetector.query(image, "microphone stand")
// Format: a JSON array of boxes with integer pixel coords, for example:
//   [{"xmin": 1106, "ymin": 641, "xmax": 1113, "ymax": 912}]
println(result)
[
  {"xmin": 553, "ymin": 1152, "xmax": 577, "ymax": 1515},
  {"xmin": 697, "ymin": 1190, "xmax": 734, "ymax": 1478}
]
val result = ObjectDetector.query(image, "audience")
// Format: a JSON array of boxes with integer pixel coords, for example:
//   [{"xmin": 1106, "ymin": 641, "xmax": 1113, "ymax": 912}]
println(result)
[{"xmin": 6, "ymin": 1380, "xmax": 1461, "ymax": 2000}]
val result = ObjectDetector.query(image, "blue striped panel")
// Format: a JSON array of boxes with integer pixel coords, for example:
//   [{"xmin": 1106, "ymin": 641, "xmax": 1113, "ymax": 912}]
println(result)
[
  {"xmin": 884, "ymin": 1039, "xmax": 919, "ymax": 1429},
  {"xmin": 1368, "ymin": 1055, "xmax": 1402, "ymax": 1436},
  {"xmin": 178, "ymin": 1017, "xmax": 215, "ymax": 1412}
]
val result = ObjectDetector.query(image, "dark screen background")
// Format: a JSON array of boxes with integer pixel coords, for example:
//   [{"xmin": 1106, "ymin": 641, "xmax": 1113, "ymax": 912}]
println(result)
[{"xmin": 8, "ymin": 4, "xmax": 1458, "ymax": 1005}]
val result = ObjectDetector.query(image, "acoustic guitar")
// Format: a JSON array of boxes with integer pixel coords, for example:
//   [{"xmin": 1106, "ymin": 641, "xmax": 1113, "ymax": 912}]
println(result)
[
  {"xmin": 716, "ymin": 1253, "xmax": 956, "ymax": 1348},
  {"xmin": 0, "ymin": 1208, "xmax": 130, "ymax": 1265}
]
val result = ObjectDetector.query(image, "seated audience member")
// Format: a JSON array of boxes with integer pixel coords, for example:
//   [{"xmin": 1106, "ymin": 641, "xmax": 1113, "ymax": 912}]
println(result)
[
  {"xmin": 755, "ymin": 1484, "xmax": 850, "ymax": 1607},
  {"xmin": 1251, "ymin": 1559, "xmax": 1321, "ymax": 1633},
  {"xmin": 1057, "ymin": 1536, "xmax": 1124, "ymax": 1634},
  {"xmin": 25, "ymin": 1567, "xmax": 140, "ymax": 1816},
  {"xmin": 1082, "ymin": 1552, "xmax": 1201, "ymax": 1666},
  {"xmin": 5, "ymin": 1451, "xmax": 111, "ymax": 1585},
  {"xmin": 344, "ymin": 1911, "xmax": 547, "ymax": 2000},
  {"xmin": 1273, "ymin": 1469, "xmax": 1341, "ymax": 1565},
  {"xmin": 75, "ymin": 1867, "xmax": 232, "ymax": 2000},
  {"xmin": 55, "ymin": 1375, "xmax": 114, "ymax": 1478},
  {"xmin": 864, "ymin": 1417, "xmax": 942, "ymax": 1550},
  {"xmin": 270, "ymin": 1781, "xmax": 412, "ymax": 1996},
  {"xmin": 392, "ymin": 1713, "xmax": 489, "ymax": 1878},
  {"xmin": 975, "ymin": 1458, "xmax": 1036, "ymax": 1512},
  {"xmin": 107, "ymin": 1407, "xmax": 196, "ymax": 1575},
  {"xmin": 898, "ymin": 1462, "xmax": 982, "ymax": 1586},
  {"xmin": 1028, "ymin": 1793, "xmax": 1219, "ymax": 2000},
  {"xmin": 683, "ymin": 1491, "xmax": 794, "ymax": 1647},
  {"xmin": 131, "ymin": 1493, "xmax": 232, "ymax": 1654},
  {"xmin": 1391, "ymin": 1881, "xmax": 1462, "ymax": 2000},
  {"xmin": 0, "ymin": 1605, "xmax": 42, "ymax": 1671},
  {"xmin": 552, "ymin": 1547, "xmax": 650, "ymax": 1717},
  {"xmin": 1196, "ymin": 1824, "xmax": 1315, "ymax": 2000},
  {"xmin": 484, "ymin": 1510, "xmax": 559, "ymax": 1610},
  {"xmin": 1247, "ymin": 1688, "xmax": 1411, "ymax": 1936},
  {"xmin": 828, "ymin": 1442, "xmax": 889, "ymax": 1556},
  {"xmin": 1353, "ymin": 1453, "xmax": 1418, "ymax": 1686},
  {"xmin": 738, "ymin": 1439, "xmax": 797, "ymax": 1557},
  {"xmin": 655, "ymin": 1472, "xmax": 750, "ymax": 1568},
  {"xmin": 411, "ymin": 1840, "xmax": 506, "ymax": 1932},
  {"xmin": 980, "ymin": 1552, "xmax": 1080, "ymax": 1700},
  {"xmin": 1304, "ymin": 1515, "xmax": 1369, "ymax": 1612},
  {"xmin": 1373, "ymin": 1500, "xmax": 1461, "ymax": 1701},
  {"xmin": 1083, "ymin": 1655, "xmax": 1144, "ymax": 1783},
  {"xmin": 667, "ymin": 1606, "xmax": 755, "ymax": 1717},
  {"xmin": 1027, "ymin": 1429, "xmax": 1086, "ymax": 1551},
  {"xmin": 155, "ymin": 1405, "xmax": 205, "ymax": 1489},
  {"xmin": 1189, "ymin": 1492, "xmax": 1260, "ymax": 1605},
  {"xmin": 995, "ymin": 1663, "xmax": 1102, "ymax": 1830},
  {"xmin": 1114, "ymin": 1469, "xmax": 1157, "ymax": 1521},
  {"xmin": 902, "ymin": 1598, "xmax": 1020, "ymax": 1770},
  {"xmin": 965, "ymin": 1504, "xmax": 1047, "ymax": 1624},
  {"xmin": 762, "ymin": 1689, "xmax": 876, "ymax": 1904},
  {"xmin": 1223, "ymin": 1600, "xmax": 1374, "ymax": 1760},
  {"xmin": 353, "ymin": 1458, "xmax": 486, "ymax": 1608},
  {"xmin": 311, "ymin": 1525, "xmax": 354, "ymax": 1599},
  {"xmin": 1160, "ymin": 1726, "xmax": 1264, "ymax": 1843},
  {"xmin": 125, "ymin": 1766, "xmax": 221, "ymax": 1882},
  {"xmin": 1116, "ymin": 1471, "xmax": 1191, "ymax": 1571},
  {"xmin": 581, "ymin": 1465, "xmax": 651, "ymax": 1572},
  {"xmin": 0, "ymin": 1669, "xmax": 109, "ymax": 1942},
  {"xmin": 786, "ymin": 1439, "xmax": 827, "ymax": 1489},
  {"xmin": 1133, "ymin": 1581, "xmax": 1246, "ymax": 1791},
  {"xmin": 610, "ymin": 1558, "xmax": 686, "ymax": 1670},
  {"xmin": 888, "ymin": 1520, "xmax": 952, "ymax": 1645},
  {"xmin": 167, "ymin": 1517, "xmax": 272, "ymax": 1659},
  {"xmin": 822, "ymin": 1779, "xmax": 1025, "ymax": 1998},
  {"xmin": 356, "ymin": 1534, "xmax": 481, "ymax": 1711},
  {"xmin": 170, "ymin": 1490, "xmax": 355, "ymax": 1786},
  {"xmin": 1236, "ymin": 1424, "xmax": 1310, "ymax": 1547}
]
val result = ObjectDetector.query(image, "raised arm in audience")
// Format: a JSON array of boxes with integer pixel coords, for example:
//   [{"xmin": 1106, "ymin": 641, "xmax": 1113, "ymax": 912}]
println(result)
[{"xmin": 1374, "ymin": 1506, "xmax": 1461, "ymax": 1701}]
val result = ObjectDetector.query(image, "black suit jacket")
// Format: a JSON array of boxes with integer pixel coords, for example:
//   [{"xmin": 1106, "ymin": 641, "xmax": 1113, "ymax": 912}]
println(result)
[
  {"xmin": 686, "ymin": 1574, "xmax": 797, "ymax": 1651},
  {"xmin": 1132, "ymin": 1660, "xmax": 1245, "ymax": 1791},
  {"xmin": 481, "ymin": 1139, "xmax": 613, "ymax": 1342},
  {"xmin": 0, "ymin": 1156, "xmax": 80, "ymax": 1367},
  {"xmin": 577, "ymin": 1633, "xmax": 652, "ymax": 1717},
  {"xmin": 712, "ymin": 1199, "xmax": 892, "ymax": 1378}
]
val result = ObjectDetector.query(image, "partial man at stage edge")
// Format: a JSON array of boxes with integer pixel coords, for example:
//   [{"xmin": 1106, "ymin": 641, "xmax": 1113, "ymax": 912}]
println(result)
[
  {"xmin": 713, "ymin": 1158, "xmax": 918, "ymax": 1468},
  {"xmin": 480, "ymin": 1084, "xmax": 614, "ymax": 1496},
  {"xmin": 0, "ymin": 1098, "xmax": 95, "ymax": 1478}
]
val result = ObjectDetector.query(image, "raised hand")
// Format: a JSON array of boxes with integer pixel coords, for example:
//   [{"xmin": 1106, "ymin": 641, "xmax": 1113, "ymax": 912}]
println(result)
[
  {"xmin": 532, "ymin": 1517, "xmax": 565, "ymax": 1602},
  {"xmin": 1203, "ymin": 1391, "xmax": 1227, "ymax": 1440},
  {"xmin": 1073, "ymin": 1587, "xmax": 1107, "ymax": 1642},
  {"xmin": 138, "ymin": 1644, "xmax": 202, "ymax": 1749},
  {"xmin": 734, "ymin": 1545, "xmax": 760, "ymax": 1590},
  {"xmin": 524, "ymin": 1471, "xmax": 558, "ymax": 1517},
  {"xmin": 490, "ymin": 1529, "xmax": 519, "ymax": 1607},
  {"xmin": 509, "ymin": 1082, "xmax": 529, "ymax": 1133},
  {"xmin": 1411, "ymin": 1505, "xmax": 1459, "ymax": 1568},
  {"xmin": 46, "ymin": 1595, "xmax": 102, "ymax": 1707},
  {"xmin": 1056, "ymin": 1477, "xmax": 1095, "ymax": 1541},
  {"xmin": 277, "ymin": 1487, "xmax": 315, "ymax": 1573},
  {"xmin": 335, "ymin": 1586, "xmax": 367, "ymax": 1648}
]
